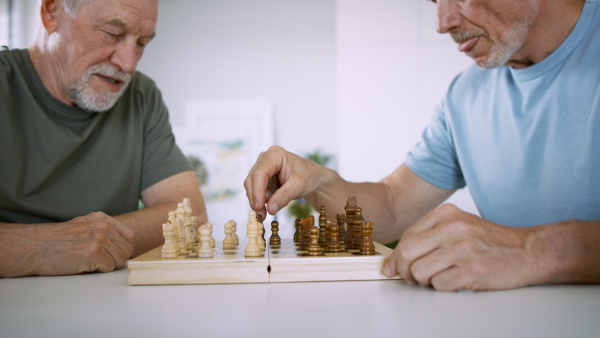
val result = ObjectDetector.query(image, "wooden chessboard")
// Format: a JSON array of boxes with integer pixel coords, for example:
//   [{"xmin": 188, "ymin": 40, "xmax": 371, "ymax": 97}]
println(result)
[{"xmin": 127, "ymin": 238, "xmax": 400, "ymax": 285}]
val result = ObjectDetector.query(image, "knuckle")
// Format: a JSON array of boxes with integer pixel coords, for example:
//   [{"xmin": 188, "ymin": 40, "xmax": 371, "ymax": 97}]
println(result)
[
  {"xmin": 88, "ymin": 211, "xmax": 109, "ymax": 219},
  {"xmin": 87, "ymin": 242, "xmax": 106, "ymax": 256},
  {"xmin": 91, "ymin": 230, "xmax": 110, "ymax": 243},
  {"xmin": 267, "ymin": 145, "xmax": 284, "ymax": 154},
  {"xmin": 410, "ymin": 265, "xmax": 429, "ymax": 286},
  {"xmin": 454, "ymin": 239, "xmax": 478, "ymax": 253},
  {"xmin": 395, "ymin": 242, "xmax": 413, "ymax": 261}
]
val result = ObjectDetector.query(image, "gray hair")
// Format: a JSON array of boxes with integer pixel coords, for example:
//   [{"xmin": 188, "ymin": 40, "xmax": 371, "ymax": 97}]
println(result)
[{"xmin": 63, "ymin": 0, "xmax": 95, "ymax": 17}]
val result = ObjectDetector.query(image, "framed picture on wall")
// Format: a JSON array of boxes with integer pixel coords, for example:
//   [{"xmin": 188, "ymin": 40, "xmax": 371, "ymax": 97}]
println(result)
[{"xmin": 173, "ymin": 99, "xmax": 274, "ymax": 239}]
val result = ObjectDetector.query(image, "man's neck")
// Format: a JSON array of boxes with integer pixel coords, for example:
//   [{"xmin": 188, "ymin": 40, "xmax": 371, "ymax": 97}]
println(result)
[
  {"xmin": 506, "ymin": 0, "xmax": 585, "ymax": 69},
  {"xmin": 28, "ymin": 41, "xmax": 74, "ymax": 106}
]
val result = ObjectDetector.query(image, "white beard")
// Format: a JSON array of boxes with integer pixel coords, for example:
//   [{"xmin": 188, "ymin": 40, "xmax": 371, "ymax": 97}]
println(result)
[{"xmin": 66, "ymin": 64, "xmax": 131, "ymax": 112}]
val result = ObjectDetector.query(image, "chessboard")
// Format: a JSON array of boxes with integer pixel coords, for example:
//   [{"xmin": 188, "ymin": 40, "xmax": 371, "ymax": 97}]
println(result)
[
  {"xmin": 127, "ymin": 196, "xmax": 402, "ymax": 285},
  {"xmin": 128, "ymin": 238, "xmax": 398, "ymax": 285}
]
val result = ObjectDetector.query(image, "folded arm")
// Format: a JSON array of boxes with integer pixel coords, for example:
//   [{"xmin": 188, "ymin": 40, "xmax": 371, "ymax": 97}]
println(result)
[{"xmin": 0, "ymin": 170, "xmax": 206, "ymax": 277}]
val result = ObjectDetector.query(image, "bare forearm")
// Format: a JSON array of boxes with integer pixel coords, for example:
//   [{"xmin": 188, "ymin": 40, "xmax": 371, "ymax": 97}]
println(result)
[
  {"xmin": 528, "ymin": 220, "xmax": 600, "ymax": 284},
  {"xmin": 306, "ymin": 164, "xmax": 454, "ymax": 243},
  {"xmin": 305, "ymin": 170, "xmax": 402, "ymax": 243},
  {"xmin": 0, "ymin": 224, "xmax": 42, "ymax": 277}
]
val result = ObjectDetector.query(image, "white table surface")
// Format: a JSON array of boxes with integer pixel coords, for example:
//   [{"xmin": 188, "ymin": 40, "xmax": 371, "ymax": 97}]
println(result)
[{"xmin": 1, "ymin": 266, "xmax": 599, "ymax": 338}]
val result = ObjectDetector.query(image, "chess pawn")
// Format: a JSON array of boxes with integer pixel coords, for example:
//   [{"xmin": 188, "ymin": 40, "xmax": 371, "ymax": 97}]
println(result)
[
  {"xmin": 245, "ymin": 211, "xmax": 262, "ymax": 257},
  {"xmin": 161, "ymin": 222, "xmax": 179, "ymax": 259},
  {"xmin": 205, "ymin": 222, "xmax": 215, "ymax": 248},
  {"xmin": 197, "ymin": 226, "xmax": 214, "ymax": 258},
  {"xmin": 359, "ymin": 221, "xmax": 376, "ymax": 255},
  {"xmin": 269, "ymin": 221, "xmax": 281, "ymax": 246},
  {"xmin": 223, "ymin": 220, "xmax": 236, "ymax": 249},
  {"xmin": 230, "ymin": 220, "xmax": 239, "ymax": 245},
  {"xmin": 327, "ymin": 223, "xmax": 343, "ymax": 252},
  {"xmin": 307, "ymin": 226, "xmax": 323, "ymax": 256},
  {"xmin": 293, "ymin": 218, "xmax": 302, "ymax": 243}
]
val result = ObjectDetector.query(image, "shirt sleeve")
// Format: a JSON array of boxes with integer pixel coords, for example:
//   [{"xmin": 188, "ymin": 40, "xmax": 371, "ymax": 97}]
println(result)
[
  {"xmin": 139, "ymin": 83, "xmax": 192, "ymax": 191},
  {"xmin": 404, "ymin": 99, "xmax": 466, "ymax": 191}
]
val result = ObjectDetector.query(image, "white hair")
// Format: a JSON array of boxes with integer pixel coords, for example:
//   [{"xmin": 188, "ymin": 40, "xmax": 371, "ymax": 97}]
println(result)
[{"xmin": 63, "ymin": 0, "xmax": 95, "ymax": 17}]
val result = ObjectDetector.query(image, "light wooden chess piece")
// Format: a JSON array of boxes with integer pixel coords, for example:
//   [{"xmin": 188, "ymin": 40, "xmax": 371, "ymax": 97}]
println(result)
[
  {"xmin": 166, "ymin": 211, "xmax": 181, "ymax": 254},
  {"xmin": 191, "ymin": 216, "xmax": 199, "ymax": 243},
  {"xmin": 204, "ymin": 222, "xmax": 215, "ymax": 248},
  {"xmin": 269, "ymin": 221, "xmax": 281, "ymax": 245},
  {"xmin": 245, "ymin": 211, "xmax": 262, "ymax": 257},
  {"xmin": 161, "ymin": 221, "xmax": 180, "ymax": 259},
  {"xmin": 255, "ymin": 214, "xmax": 266, "ymax": 249},
  {"xmin": 197, "ymin": 226, "xmax": 214, "ymax": 258},
  {"xmin": 183, "ymin": 197, "xmax": 199, "ymax": 242},
  {"xmin": 184, "ymin": 217, "xmax": 194, "ymax": 250},
  {"xmin": 223, "ymin": 220, "xmax": 236, "ymax": 250},
  {"xmin": 231, "ymin": 220, "xmax": 239, "ymax": 246},
  {"xmin": 174, "ymin": 203, "xmax": 187, "ymax": 254}
]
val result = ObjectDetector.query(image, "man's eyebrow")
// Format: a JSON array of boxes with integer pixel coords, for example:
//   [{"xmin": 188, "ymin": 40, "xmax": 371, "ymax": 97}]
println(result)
[
  {"xmin": 105, "ymin": 18, "xmax": 157, "ymax": 39},
  {"xmin": 106, "ymin": 18, "xmax": 127, "ymax": 28}
]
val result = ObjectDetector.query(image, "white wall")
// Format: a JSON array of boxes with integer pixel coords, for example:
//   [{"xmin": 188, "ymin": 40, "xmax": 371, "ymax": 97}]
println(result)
[
  {"xmin": 137, "ymin": 0, "xmax": 338, "ymax": 158},
  {"xmin": 335, "ymin": 0, "xmax": 478, "ymax": 214},
  {"xmin": 9, "ymin": 1, "xmax": 480, "ymax": 228}
]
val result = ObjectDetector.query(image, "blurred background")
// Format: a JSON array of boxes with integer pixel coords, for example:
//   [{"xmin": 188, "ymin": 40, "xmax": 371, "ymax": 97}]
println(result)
[{"xmin": 1, "ymin": 0, "xmax": 476, "ymax": 239}]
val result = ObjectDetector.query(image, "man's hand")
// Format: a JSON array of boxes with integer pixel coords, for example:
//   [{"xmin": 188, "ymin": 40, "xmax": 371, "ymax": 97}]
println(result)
[
  {"xmin": 0, "ymin": 212, "xmax": 134, "ymax": 277},
  {"xmin": 384, "ymin": 204, "xmax": 540, "ymax": 291},
  {"xmin": 244, "ymin": 146, "xmax": 337, "ymax": 217}
]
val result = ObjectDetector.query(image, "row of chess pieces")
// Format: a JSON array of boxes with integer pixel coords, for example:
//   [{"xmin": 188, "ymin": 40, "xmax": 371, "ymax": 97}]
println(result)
[
  {"xmin": 160, "ymin": 198, "xmax": 275, "ymax": 259},
  {"xmin": 293, "ymin": 196, "xmax": 376, "ymax": 256},
  {"xmin": 160, "ymin": 196, "xmax": 376, "ymax": 259}
]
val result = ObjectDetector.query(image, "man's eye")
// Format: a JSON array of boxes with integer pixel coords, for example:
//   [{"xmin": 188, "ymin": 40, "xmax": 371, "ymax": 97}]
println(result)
[{"xmin": 104, "ymin": 31, "xmax": 120, "ymax": 38}]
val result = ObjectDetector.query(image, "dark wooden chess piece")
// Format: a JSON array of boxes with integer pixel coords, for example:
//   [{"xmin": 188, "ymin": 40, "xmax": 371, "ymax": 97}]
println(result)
[
  {"xmin": 269, "ymin": 221, "xmax": 281, "ymax": 246},
  {"xmin": 307, "ymin": 226, "xmax": 323, "ymax": 256}
]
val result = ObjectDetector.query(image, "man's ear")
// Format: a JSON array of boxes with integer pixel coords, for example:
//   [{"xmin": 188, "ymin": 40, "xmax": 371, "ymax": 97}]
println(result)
[{"xmin": 40, "ymin": 0, "xmax": 61, "ymax": 34}]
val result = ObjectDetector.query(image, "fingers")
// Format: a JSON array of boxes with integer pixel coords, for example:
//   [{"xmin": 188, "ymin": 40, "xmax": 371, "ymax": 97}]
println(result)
[
  {"xmin": 388, "ymin": 204, "xmax": 509, "ymax": 291},
  {"xmin": 65, "ymin": 213, "xmax": 134, "ymax": 271},
  {"xmin": 244, "ymin": 146, "xmax": 285, "ymax": 212},
  {"xmin": 244, "ymin": 146, "xmax": 313, "ymax": 215}
]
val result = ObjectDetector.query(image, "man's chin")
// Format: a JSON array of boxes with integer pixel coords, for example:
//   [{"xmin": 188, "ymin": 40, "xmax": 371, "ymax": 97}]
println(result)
[
  {"xmin": 74, "ymin": 92, "xmax": 122, "ymax": 112},
  {"xmin": 70, "ymin": 84, "xmax": 128, "ymax": 112}
]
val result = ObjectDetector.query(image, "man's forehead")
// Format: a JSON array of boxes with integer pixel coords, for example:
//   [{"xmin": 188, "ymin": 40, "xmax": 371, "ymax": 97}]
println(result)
[{"xmin": 86, "ymin": 0, "xmax": 158, "ymax": 33}]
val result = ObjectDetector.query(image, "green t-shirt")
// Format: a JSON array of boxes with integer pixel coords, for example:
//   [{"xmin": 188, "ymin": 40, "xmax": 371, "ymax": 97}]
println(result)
[{"xmin": 0, "ymin": 49, "xmax": 192, "ymax": 223}]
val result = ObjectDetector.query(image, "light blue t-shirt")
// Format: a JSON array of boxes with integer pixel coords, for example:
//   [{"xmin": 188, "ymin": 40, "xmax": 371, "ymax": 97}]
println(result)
[{"xmin": 405, "ymin": 0, "xmax": 600, "ymax": 227}]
